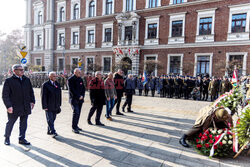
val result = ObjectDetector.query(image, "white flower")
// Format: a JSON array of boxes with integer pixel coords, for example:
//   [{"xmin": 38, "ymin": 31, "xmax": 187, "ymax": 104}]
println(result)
[
  {"xmin": 217, "ymin": 130, "xmax": 223, "ymax": 134},
  {"xmin": 224, "ymin": 136, "xmax": 228, "ymax": 140},
  {"xmin": 229, "ymin": 135, "xmax": 233, "ymax": 139},
  {"xmin": 228, "ymin": 140, "xmax": 233, "ymax": 145},
  {"xmin": 211, "ymin": 130, "xmax": 216, "ymax": 134},
  {"xmin": 228, "ymin": 101, "xmax": 232, "ymax": 103},
  {"xmin": 235, "ymin": 93, "xmax": 239, "ymax": 96},
  {"xmin": 222, "ymin": 140, "xmax": 227, "ymax": 144}
]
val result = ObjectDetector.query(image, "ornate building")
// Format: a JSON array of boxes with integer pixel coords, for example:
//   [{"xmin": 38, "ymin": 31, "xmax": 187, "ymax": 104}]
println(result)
[{"xmin": 24, "ymin": 0, "xmax": 250, "ymax": 76}]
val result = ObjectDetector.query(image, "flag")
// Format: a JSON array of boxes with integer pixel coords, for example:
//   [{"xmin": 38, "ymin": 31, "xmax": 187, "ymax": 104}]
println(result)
[
  {"xmin": 142, "ymin": 71, "xmax": 148, "ymax": 85},
  {"xmin": 231, "ymin": 66, "xmax": 239, "ymax": 87},
  {"xmin": 118, "ymin": 48, "xmax": 123, "ymax": 55}
]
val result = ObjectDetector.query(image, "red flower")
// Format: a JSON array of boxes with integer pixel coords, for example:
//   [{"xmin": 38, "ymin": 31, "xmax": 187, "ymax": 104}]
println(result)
[
  {"xmin": 214, "ymin": 145, "xmax": 218, "ymax": 149},
  {"xmin": 215, "ymin": 136, "xmax": 219, "ymax": 141},
  {"xmin": 196, "ymin": 139, "xmax": 200, "ymax": 143},
  {"xmin": 209, "ymin": 134, "xmax": 213, "ymax": 138},
  {"xmin": 227, "ymin": 131, "xmax": 232, "ymax": 135},
  {"xmin": 196, "ymin": 144, "xmax": 202, "ymax": 149},
  {"xmin": 199, "ymin": 133, "xmax": 203, "ymax": 138},
  {"xmin": 203, "ymin": 135, "xmax": 208, "ymax": 140},
  {"xmin": 219, "ymin": 142, "xmax": 223, "ymax": 146},
  {"xmin": 205, "ymin": 143, "xmax": 210, "ymax": 148},
  {"xmin": 209, "ymin": 139, "xmax": 214, "ymax": 144},
  {"xmin": 205, "ymin": 130, "xmax": 209, "ymax": 135}
]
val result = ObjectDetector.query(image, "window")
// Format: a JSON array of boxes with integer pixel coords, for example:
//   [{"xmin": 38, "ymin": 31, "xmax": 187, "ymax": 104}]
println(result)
[
  {"xmin": 149, "ymin": 0, "xmax": 158, "ymax": 8},
  {"xmin": 170, "ymin": 56, "xmax": 181, "ymax": 74},
  {"xmin": 88, "ymin": 30, "xmax": 95, "ymax": 43},
  {"xmin": 199, "ymin": 17, "xmax": 212, "ymax": 35},
  {"xmin": 148, "ymin": 23, "xmax": 157, "ymax": 39},
  {"xmin": 197, "ymin": 56, "xmax": 210, "ymax": 75},
  {"xmin": 106, "ymin": 0, "xmax": 113, "ymax": 15},
  {"xmin": 89, "ymin": 1, "xmax": 95, "ymax": 17},
  {"xmin": 59, "ymin": 33, "xmax": 65, "ymax": 46},
  {"xmin": 38, "ymin": 11, "xmax": 43, "ymax": 25},
  {"xmin": 35, "ymin": 58, "xmax": 41, "ymax": 66},
  {"xmin": 73, "ymin": 4, "xmax": 79, "ymax": 19},
  {"xmin": 231, "ymin": 13, "xmax": 247, "ymax": 33},
  {"xmin": 37, "ymin": 35, "xmax": 42, "ymax": 47},
  {"xmin": 87, "ymin": 57, "xmax": 94, "ymax": 72},
  {"xmin": 73, "ymin": 32, "xmax": 79, "ymax": 45},
  {"xmin": 103, "ymin": 57, "xmax": 111, "ymax": 73},
  {"xmin": 229, "ymin": 55, "xmax": 243, "ymax": 76},
  {"xmin": 58, "ymin": 58, "xmax": 64, "ymax": 71},
  {"xmin": 173, "ymin": 0, "xmax": 184, "ymax": 4},
  {"xmin": 125, "ymin": 26, "xmax": 133, "ymax": 40},
  {"xmin": 126, "ymin": 0, "xmax": 134, "ymax": 11},
  {"xmin": 59, "ymin": 7, "xmax": 65, "ymax": 22},
  {"xmin": 104, "ymin": 28, "xmax": 112, "ymax": 42},
  {"xmin": 172, "ymin": 20, "xmax": 183, "ymax": 37}
]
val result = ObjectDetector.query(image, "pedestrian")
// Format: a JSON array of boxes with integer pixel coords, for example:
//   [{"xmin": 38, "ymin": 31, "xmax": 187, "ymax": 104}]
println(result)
[
  {"xmin": 2, "ymin": 64, "xmax": 35, "ymax": 145},
  {"xmin": 104, "ymin": 72, "xmax": 117, "ymax": 121},
  {"xmin": 88, "ymin": 71, "xmax": 106, "ymax": 126},
  {"xmin": 41, "ymin": 72, "xmax": 61, "ymax": 138},
  {"xmin": 68, "ymin": 68, "xmax": 86, "ymax": 134},
  {"xmin": 122, "ymin": 74, "xmax": 134, "ymax": 113},
  {"xmin": 114, "ymin": 69, "xmax": 125, "ymax": 115}
]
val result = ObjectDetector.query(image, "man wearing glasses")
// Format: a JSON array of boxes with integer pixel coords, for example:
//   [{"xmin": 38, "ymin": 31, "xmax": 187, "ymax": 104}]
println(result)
[{"xmin": 2, "ymin": 64, "xmax": 35, "ymax": 145}]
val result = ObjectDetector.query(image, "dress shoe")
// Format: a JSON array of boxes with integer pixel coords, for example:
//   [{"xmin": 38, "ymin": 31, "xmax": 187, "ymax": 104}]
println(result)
[
  {"xmin": 179, "ymin": 135, "xmax": 189, "ymax": 147},
  {"xmin": 116, "ymin": 112, "xmax": 124, "ymax": 115},
  {"xmin": 87, "ymin": 120, "xmax": 93, "ymax": 125},
  {"xmin": 96, "ymin": 122, "xmax": 105, "ymax": 126},
  {"xmin": 47, "ymin": 131, "xmax": 52, "ymax": 135},
  {"xmin": 52, "ymin": 132, "xmax": 58, "ymax": 138},
  {"xmin": 19, "ymin": 139, "xmax": 30, "ymax": 145},
  {"xmin": 72, "ymin": 129, "xmax": 79, "ymax": 134},
  {"xmin": 127, "ymin": 110, "xmax": 134, "ymax": 113},
  {"xmin": 77, "ymin": 127, "xmax": 83, "ymax": 131},
  {"xmin": 107, "ymin": 117, "xmax": 113, "ymax": 121},
  {"xmin": 4, "ymin": 137, "xmax": 10, "ymax": 145}
]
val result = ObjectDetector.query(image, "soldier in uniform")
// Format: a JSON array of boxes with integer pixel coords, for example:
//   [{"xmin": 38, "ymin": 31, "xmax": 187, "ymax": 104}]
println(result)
[
  {"xmin": 144, "ymin": 76, "xmax": 150, "ymax": 96},
  {"xmin": 169, "ymin": 75, "xmax": 174, "ymax": 98},
  {"xmin": 137, "ymin": 74, "xmax": 144, "ymax": 96},
  {"xmin": 195, "ymin": 76, "xmax": 203, "ymax": 100},
  {"xmin": 183, "ymin": 76, "xmax": 189, "ymax": 99},
  {"xmin": 159, "ymin": 75, "xmax": 164, "ymax": 97},
  {"xmin": 174, "ymin": 75, "xmax": 180, "ymax": 98},
  {"xmin": 219, "ymin": 76, "xmax": 232, "ymax": 95},
  {"xmin": 208, "ymin": 76, "xmax": 219, "ymax": 101},
  {"xmin": 150, "ymin": 76, "xmax": 156, "ymax": 97}
]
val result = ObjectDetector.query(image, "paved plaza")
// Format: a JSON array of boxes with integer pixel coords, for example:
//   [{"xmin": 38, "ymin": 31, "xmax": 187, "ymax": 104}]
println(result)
[{"xmin": 0, "ymin": 85, "xmax": 249, "ymax": 167}]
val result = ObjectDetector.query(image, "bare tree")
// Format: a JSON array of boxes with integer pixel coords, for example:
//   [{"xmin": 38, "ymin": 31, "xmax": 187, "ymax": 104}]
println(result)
[{"xmin": 144, "ymin": 60, "xmax": 163, "ymax": 75}]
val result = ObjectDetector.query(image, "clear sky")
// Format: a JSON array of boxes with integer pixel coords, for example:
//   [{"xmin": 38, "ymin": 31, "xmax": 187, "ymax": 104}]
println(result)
[{"xmin": 0, "ymin": 0, "xmax": 26, "ymax": 34}]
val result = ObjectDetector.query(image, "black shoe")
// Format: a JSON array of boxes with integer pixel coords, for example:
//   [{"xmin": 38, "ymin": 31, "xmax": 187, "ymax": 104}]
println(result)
[
  {"xmin": 72, "ymin": 129, "xmax": 79, "ymax": 134},
  {"xmin": 179, "ymin": 135, "xmax": 189, "ymax": 147},
  {"xmin": 4, "ymin": 137, "xmax": 10, "ymax": 145},
  {"xmin": 77, "ymin": 127, "xmax": 83, "ymax": 131},
  {"xmin": 116, "ymin": 112, "xmax": 124, "ymax": 115},
  {"xmin": 47, "ymin": 131, "xmax": 52, "ymax": 135},
  {"xmin": 87, "ymin": 120, "xmax": 93, "ymax": 125},
  {"xmin": 96, "ymin": 122, "xmax": 105, "ymax": 126},
  {"xmin": 19, "ymin": 139, "xmax": 30, "ymax": 145},
  {"xmin": 127, "ymin": 110, "xmax": 134, "ymax": 113},
  {"xmin": 52, "ymin": 132, "xmax": 58, "ymax": 138},
  {"xmin": 122, "ymin": 107, "xmax": 125, "ymax": 112}
]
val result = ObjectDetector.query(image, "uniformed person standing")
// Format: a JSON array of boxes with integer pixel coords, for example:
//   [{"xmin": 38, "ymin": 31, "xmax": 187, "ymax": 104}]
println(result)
[
  {"xmin": 219, "ymin": 76, "xmax": 232, "ymax": 95},
  {"xmin": 144, "ymin": 76, "xmax": 150, "ymax": 96},
  {"xmin": 150, "ymin": 76, "xmax": 156, "ymax": 97},
  {"xmin": 202, "ymin": 76, "xmax": 210, "ymax": 101},
  {"xmin": 137, "ymin": 75, "xmax": 144, "ymax": 96},
  {"xmin": 208, "ymin": 77, "xmax": 219, "ymax": 101}
]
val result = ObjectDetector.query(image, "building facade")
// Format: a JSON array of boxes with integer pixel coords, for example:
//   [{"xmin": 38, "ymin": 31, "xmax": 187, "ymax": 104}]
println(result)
[{"xmin": 24, "ymin": 0, "xmax": 250, "ymax": 76}]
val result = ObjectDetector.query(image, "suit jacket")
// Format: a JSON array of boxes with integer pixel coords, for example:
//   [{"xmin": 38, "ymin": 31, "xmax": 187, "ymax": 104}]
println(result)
[
  {"xmin": 68, "ymin": 75, "xmax": 85, "ymax": 104},
  {"xmin": 41, "ymin": 80, "xmax": 62, "ymax": 113},
  {"xmin": 2, "ymin": 75, "xmax": 35, "ymax": 116},
  {"xmin": 114, "ymin": 73, "xmax": 124, "ymax": 95},
  {"xmin": 89, "ymin": 77, "xmax": 106, "ymax": 106},
  {"xmin": 124, "ymin": 78, "xmax": 134, "ymax": 95}
]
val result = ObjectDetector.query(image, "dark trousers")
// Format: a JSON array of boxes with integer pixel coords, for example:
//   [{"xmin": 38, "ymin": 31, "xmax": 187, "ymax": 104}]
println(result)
[
  {"xmin": 5, "ymin": 114, "xmax": 28, "ymax": 140},
  {"xmin": 144, "ymin": 89, "xmax": 149, "ymax": 96},
  {"xmin": 88, "ymin": 105, "xmax": 103, "ymax": 123},
  {"xmin": 203, "ymin": 91, "xmax": 208, "ymax": 100},
  {"xmin": 46, "ymin": 111, "xmax": 57, "ymax": 134},
  {"xmin": 115, "ymin": 94, "xmax": 122, "ymax": 113},
  {"xmin": 139, "ymin": 89, "xmax": 143, "ymax": 96},
  {"xmin": 185, "ymin": 126, "xmax": 202, "ymax": 139},
  {"xmin": 71, "ymin": 102, "xmax": 83, "ymax": 130},
  {"xmin": 151, "ymin": 90, "xmax": 155, "ymax": 97},
  {"xmin": 123, "ymin": 94, "xmax": 133, "ymax": 111}
]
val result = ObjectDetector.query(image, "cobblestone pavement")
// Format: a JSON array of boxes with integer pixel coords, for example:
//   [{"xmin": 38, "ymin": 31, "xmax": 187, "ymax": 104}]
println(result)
[{"xmin": 0, "ymin": 86, "xmax": 249, "ymax": 167}]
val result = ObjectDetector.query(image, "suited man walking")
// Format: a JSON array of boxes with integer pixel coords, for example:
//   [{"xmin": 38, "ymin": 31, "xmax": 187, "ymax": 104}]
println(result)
[
  {"xmin": 68, "ymin": 68, "xmax": 85, "ymax": 134},
  {"xmin": 88, "ymin": 71, "xmax": 106, "ymax": 126},
  {"xmin": 122, "ymin": 74, "xmax": 134, "ymax": 112},
  {"xmin": 113, "ymin": 69, "xmax": 124, "ymax": 115},
  {"xmin": 41, "ymin": 72, "xmax": 62, "ymax": 138},
  {"xmin": 2, "ymin": 64, "xmax": 35, "ymax": 145}
]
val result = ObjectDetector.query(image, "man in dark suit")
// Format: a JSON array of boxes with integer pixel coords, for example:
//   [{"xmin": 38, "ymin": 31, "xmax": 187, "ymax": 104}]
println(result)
[
  {"xmin": 88, "ymin": 71, "xmax": 106, "ymax": 126},
  {"xmin": 68, "ymin": 68, "xmax": 85, "ymax": 134},
  {"xmin": 41, "ymin": 72, "xmax": 62, "ymax": 138},
  {"xmin": 2, "ymin": 64, "xmax": 35, "ymax": 145},
  {"xmin": 114, "ymin": 69, "xmax": 124, "ymax": 115},
  {"xmin": 122, "ymin": 74, "xmax": 134, "ymax": 112}
]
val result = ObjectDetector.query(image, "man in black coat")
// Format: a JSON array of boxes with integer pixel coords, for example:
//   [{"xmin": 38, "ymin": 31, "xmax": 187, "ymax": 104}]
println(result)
[
  {"xmin": 122, "ymin": 74, "xmax": 134, "ymax": 112},
  {"xmin": 41, "ymin": 72, "xmax": 61, "ymax": 138},
  {"xmin": 2, "ymin": 64, "xmax": 35, "ymax": 145},
  {"xmin": 88, "ymin": 71, "xmax": 106, "ymax": 126},
  {"xmin": 113, "ymin": 69, "xmax": 124, "ymax": 115},
  {"xmin": 68, "ymin": 68, "xmax": 85, "ymax": 134}
]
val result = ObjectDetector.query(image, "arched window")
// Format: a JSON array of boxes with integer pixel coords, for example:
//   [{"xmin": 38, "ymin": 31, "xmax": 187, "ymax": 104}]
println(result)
[
  {"xmin": 59, "ymin": 7, "xmax": 65, "ymax": 22},
  {"xmin": 73, "ymin": 4, "xmax": 79, "ymax": 20},
  {"xmin": 89, "ymin": 1, "xmax": 95, "ymax": 17},
  {"xmin": 38, "ymin": 11, "xmax": 43, "ymax": 25},
  {"xmin": 106, "ymin": 0, "xmax": 112, "ymax": 15}
]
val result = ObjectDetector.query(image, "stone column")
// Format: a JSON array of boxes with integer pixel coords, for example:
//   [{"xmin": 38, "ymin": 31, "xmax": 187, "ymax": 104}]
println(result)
[{"xmin": 24, "ymin": 0, "xmax": 32, "ymax": 64}]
